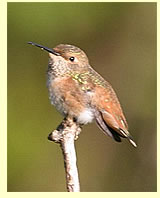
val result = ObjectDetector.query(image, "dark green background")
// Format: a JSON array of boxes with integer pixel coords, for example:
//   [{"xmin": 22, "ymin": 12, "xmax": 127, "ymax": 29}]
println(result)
[{"xmin": 8, "ymin": 3, "xmax": 157, "ymax": 192}]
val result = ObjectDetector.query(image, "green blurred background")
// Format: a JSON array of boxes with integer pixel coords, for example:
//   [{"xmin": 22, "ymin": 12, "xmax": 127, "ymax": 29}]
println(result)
[{"xmin": 7, "ymin": 3, "xmax": 157, "ymax": 192}]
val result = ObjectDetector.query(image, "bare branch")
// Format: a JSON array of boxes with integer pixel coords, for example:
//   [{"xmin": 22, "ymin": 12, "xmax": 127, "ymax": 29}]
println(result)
[{"xmin": 48, "ymin": 117, "xmax": 81, "ymax": 192}]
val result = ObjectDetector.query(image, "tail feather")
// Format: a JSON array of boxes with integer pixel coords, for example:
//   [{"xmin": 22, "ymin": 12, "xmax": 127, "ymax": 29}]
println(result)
[
  {"xmin": 127, "ymin": 135, "xmax": 137, "ymax": 147},
  {"xmin": 95, "ymin": 110, "xmax": 122, "ymax": 142},
  {"xmin": 120, "ymin": 129, "xmax": 137, "ymax": 147},
  {"xmin": 95, "ymin": 110, "xmax": 137, "ymax": 147}
]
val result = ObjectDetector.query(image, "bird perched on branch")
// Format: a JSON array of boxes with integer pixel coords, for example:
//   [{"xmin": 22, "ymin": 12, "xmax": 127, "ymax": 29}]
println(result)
[{"xmin": 28, "ymin": 42, "xmax": 137, "ymax": 147}]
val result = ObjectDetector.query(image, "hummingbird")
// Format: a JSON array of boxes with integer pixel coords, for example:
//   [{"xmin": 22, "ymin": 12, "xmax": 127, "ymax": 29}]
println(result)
[{"xmin": 28, "ymin": 42, "xmax": 137, "ymax": 147}]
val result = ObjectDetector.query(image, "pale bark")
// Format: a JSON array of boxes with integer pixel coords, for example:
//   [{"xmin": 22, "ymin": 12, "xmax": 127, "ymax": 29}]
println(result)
[{"xmin": 48, "ymin": 117, "xmax": 81, "ymax": 192}]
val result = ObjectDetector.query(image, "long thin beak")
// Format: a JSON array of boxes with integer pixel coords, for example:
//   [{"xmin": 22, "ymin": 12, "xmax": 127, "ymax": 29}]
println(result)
[{"xmin": 28, "ymin": 42, "xmax": 60, "ymax": 56}]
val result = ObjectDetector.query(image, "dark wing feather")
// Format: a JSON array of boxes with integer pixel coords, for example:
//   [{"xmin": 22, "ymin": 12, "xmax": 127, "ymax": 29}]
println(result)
[{"xmin": 95, "ymin": 110, "xmax": 122, "ymax": 142}]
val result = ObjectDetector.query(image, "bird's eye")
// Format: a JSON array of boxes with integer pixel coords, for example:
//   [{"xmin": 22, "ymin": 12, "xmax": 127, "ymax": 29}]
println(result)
[{"xmin": 69, "ymin": 57, "xmax": 75, "ymax": 62}]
